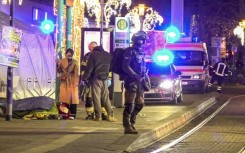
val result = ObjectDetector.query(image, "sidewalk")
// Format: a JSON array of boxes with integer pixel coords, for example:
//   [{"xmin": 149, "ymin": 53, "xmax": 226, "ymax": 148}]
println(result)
[{"xmin": 0, "ymin": 93, "xmax": 217, "ymax": 153}]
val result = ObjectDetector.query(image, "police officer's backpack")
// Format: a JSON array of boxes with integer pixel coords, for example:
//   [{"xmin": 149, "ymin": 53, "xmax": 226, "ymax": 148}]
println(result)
[{"xmin": 111, "ymin": 48, "xmax": 127, "ymax": 80}]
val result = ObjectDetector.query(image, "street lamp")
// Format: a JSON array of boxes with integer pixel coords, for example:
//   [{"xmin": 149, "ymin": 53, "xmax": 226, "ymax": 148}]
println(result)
[
  {"xmin": 239, "ymin": 20, "xmax": 245, "ymax": 29},
  {"xmin": 138, "ymin": 4, "xmax": 146, "ymax": 16},
  {"xmin": 233, "ymin": 25, "xmax": 244, "ymax": 46},
  {"xmin": 234, "ymin": 20, "xmax": 245, "ymax": 77},
  {"xmin": 234, "ymin": 20, "xmax": 245, "ymax": 46},
  {"xmin": 136, "ymin": 4, "xmax": 146, "ymax": 31}
]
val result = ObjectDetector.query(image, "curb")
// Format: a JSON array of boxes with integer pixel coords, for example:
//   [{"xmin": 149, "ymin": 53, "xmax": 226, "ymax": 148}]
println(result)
[
  {"xmin": 126, "ymin": 96, "xmax": 217, "ymax": 152},
  {"xmin": 238, "ymin": 146, "xmax": 245, "ymax": 153}
]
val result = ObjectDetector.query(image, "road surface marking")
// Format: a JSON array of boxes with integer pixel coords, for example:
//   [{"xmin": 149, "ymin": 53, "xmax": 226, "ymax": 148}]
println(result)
[{"xmin": 238, "ymin": 146, "xmax": 245, "ymax": 153}]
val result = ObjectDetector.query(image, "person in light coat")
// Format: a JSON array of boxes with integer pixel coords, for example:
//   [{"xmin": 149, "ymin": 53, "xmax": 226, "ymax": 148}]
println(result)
[{"xmin": 57, "ymin": 48, "xmax": 79, "ymax": 120}]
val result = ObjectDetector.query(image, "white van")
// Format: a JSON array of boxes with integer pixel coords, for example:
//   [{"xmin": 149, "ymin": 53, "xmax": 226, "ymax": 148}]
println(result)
[{"xmin": 164, "ymin": 42, "xmax": 209, "ymax": 93}]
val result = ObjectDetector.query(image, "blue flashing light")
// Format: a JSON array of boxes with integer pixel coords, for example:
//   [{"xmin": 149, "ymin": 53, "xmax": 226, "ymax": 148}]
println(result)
[
  {"xmin": 153, "ymin": 49, "xmax": 174, "ymax": 66},
  {"xmin": 164, "ymin": 26, "xmax": 180, "ymax": 43},
  {"xmin": 40, "ymin": 20, "xmax": 54, "ymax": 34}
]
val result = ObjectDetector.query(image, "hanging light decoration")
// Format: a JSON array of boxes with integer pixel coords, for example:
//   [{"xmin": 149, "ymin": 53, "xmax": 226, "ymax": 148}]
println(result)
[
  {"xmin": 53, "ymin": 0, "xmax": 85, "ymax": 68},
  {"xmin": 83, "ymin": 17, "xmax": 89, "ymax": 28},
  {"xmin": 82, "ymin": 0, "xmax": 131, "ymax": 27},
  {"xmin": 144, "ymin": 8, "xmax": 163, "ymax": 30},
  {"xmin": 125, "ymin": 8, "xmax": 141, "ymax": 33},
  {"xmin": 104, "ymin": 0, "xmax": 131, "ymax": 27},
  {"xmin": 84, "ymin": 0, "xmax": 101, "ymax": 27},
  {"xmin": 2, "ymin": 0, "xmax": 23, "ymax": 5},
  {"xmin": 126, "ymin": 5, "xmax": 163, "ymax": 32},
  {"xmin": 72, "ymin": 0, "xmax": 85, "ymax": 69}
]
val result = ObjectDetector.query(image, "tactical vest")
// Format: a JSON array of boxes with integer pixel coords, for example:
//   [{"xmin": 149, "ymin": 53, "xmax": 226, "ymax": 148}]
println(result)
[{"xmin": 130, "ymin": 48, "xmax": 146, "ymax": 76}]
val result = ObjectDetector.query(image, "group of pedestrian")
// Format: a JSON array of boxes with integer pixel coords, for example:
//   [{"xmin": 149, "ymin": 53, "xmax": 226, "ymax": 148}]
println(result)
[
  {"xmin": 56, "ymin": 31, "xmax": 151, "ymax": 134},
  {"xmin": 56, "ymin": 42, "xmax": 116, "ymax": 122}
]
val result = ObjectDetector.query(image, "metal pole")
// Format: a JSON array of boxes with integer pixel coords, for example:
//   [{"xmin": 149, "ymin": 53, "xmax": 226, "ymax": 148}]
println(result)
[
  {"xmin": 55, "ymin": 0, "xmax": 64, "ymax": 102},
  {"xmin": 57, "ymin": 0, "xmax": 64, "ymax": 59},
  {"xmin": 100, "ymin": 0, "xmax": 104, "ymax": 46},
  {"xmin": 66, "ymin": 6, "xmax": 72, "ymax": 49},
  {"xmin": 6, "ymin": 67, "xmax": 13, "ymax": 121},
  {"xmin": 140, "ymin": 16, "xmax": 143, "ymax": 31},
  {"xmin": 6, "ymin": 0, "xmax": 14, "ymax": 121},
  {"xmin": 243, "ymin": 33, "xmax": 245, "ymax": 78}
]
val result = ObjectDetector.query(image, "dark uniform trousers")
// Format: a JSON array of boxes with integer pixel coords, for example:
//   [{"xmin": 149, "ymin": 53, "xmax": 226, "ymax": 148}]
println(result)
[
  {"xmin": 210, "ymin": 75, "xmax": 223, "ymax": 86},
  {"xmin": 209, "ymin": 74, "xmax": 223, "ymax": 92},
  {"xmin": 92, "ymin": 78, "xmax": 113, "ymax": 118},
  {"xmin": 123, "ymin": 83, "xmax": 144, "ymax": 128}
]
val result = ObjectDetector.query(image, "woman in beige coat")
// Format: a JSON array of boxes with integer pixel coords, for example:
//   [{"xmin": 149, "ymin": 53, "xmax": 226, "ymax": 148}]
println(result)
[{"xmin": 57, "ymin": 48, "xmax": 79, "ymax": 120}]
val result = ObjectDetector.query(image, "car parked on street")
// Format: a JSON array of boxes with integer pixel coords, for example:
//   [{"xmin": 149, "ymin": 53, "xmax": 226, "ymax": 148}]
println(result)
[{"xmin": 144, "ymin": 62, "xmax": 183, "ymax": 104}]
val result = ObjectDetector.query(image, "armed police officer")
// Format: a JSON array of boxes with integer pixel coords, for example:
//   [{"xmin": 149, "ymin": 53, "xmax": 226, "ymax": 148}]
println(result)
[
  {"xmin": 122, "ymin": 31, "xmax": 151, "ymax": 134},
  {"xmin": 208, "ymin": 58, "xmax": 228, "ymax": 93},
  {"xmin": 80, "ymin": 41, "xmax": 108, "ymax": 120}
]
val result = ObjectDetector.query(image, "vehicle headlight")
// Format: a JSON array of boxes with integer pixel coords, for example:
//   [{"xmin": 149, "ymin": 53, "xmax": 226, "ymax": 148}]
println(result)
[
  {"xmin": 159, "ymin": 80, "xmax": 173, "ymax": 89},
  {"xmin": 193, "ymin": 74, "xmax": 202, "ymax": 79}
]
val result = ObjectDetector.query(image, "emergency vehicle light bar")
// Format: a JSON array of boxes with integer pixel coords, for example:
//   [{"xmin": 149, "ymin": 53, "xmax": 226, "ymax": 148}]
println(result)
[{"xmin": 153, "ymin": 49, "xmax": 174, "ymax": 66}]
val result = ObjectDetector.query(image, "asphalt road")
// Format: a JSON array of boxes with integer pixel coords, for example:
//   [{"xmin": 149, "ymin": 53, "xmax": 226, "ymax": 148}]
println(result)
[{"xmin": 134, "ymin": 85, "xmax": 245, "ymax": 153}]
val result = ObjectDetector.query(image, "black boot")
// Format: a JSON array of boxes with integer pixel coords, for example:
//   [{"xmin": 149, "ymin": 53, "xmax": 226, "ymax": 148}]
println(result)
[
  {"xmin": 123, "ymin": 109, "xmax": 131, "ymax": 127},
  {"xmin": 86, "ymin": 115, "xmax": 94, "ymax": 120},
  {"xmin": 85, "ymin": 98, "xmax": 94, "ymax": 120},
  {"xmin": 123, "ymin": 104, "xmax": 135, "ymax": 134},
  {"xmin": 101, "ymin": 113, "xmax": 108, "ymax": 120},
  {"xmin": 217, "ymin": 90, "xmax": 221, "ymax": 93},
  {"xmin": 124, "ymin": 126, "xmax": 138, "ymax": 134},
  {"xmin": 130, "ymin": 104, "xmax": 144, "ymax": 133},
  {"xmin": 86, "ymin": 112, "xmax": 94, "ymax": 120},
  {"xmin": 101, "ymin": 107, "xmax": 108, "ymax": 120}
]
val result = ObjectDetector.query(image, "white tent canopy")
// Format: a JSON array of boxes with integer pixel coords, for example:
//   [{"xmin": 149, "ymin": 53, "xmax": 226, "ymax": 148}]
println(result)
[{"xmin": 0, "ymin": 32, "xmax": 56, "ymax": 99}]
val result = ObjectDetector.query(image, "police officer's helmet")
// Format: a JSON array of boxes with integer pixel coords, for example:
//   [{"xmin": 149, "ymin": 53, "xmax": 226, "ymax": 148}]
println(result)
[{"xmin": 131, "ymin": 31, "xmax": 149, "ymax": 43}]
